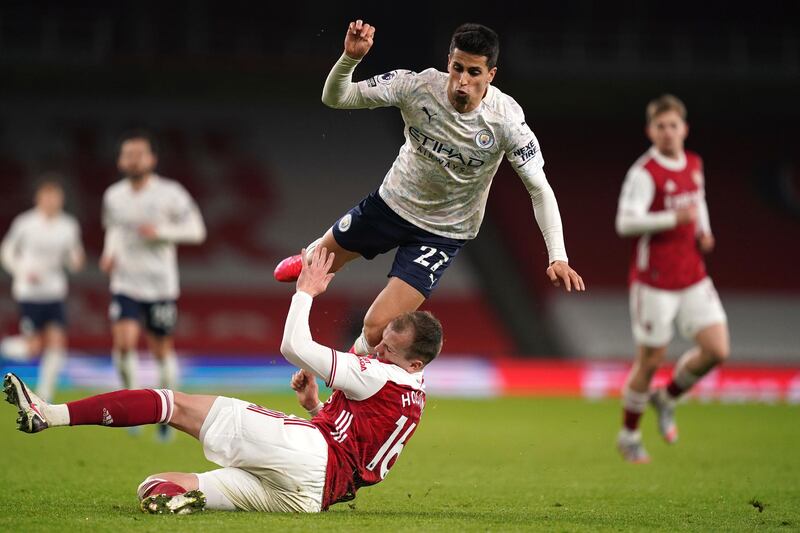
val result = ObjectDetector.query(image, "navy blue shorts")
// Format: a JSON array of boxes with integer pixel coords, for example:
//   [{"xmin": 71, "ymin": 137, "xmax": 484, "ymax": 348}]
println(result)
[
  {"xmin": 331, "ymin": 191, "xmax": 466, "ymax": 298},
  {"xmin": 18, "ymin": 301, "xmax": 66, "ymax": 335},
  {"xmin": 109, "ymin": 294, "xmax": 178, "ymax": 337}
]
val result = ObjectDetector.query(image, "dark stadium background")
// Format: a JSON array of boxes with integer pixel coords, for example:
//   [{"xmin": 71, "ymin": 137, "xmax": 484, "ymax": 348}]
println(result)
[{"xmin": 1, "ymin": 0, "xmax": 798, "ymax": 397}]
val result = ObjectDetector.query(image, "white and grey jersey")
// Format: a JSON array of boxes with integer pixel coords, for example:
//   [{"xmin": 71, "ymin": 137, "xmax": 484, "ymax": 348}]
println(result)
[
  {"xmin": 322, "ymin": 54, "xmax": 567, "ymax": 263},
  {"xmin": 1, "ymin": 209, "xmax": 83, "ymax": 302},
  {"xmin": 101, "ymin": 175, "xmax": 206, "ymax": 301}
]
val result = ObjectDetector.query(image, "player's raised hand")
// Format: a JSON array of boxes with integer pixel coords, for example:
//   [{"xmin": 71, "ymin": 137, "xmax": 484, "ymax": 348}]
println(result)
[
  {"xmin": 296, "ymin": 246, "xmax": 335, "ymax": 297},
  {"xmin": 546, "ymin": 260, "xmax": 586, "ymax": 293},
  {"xmin": 344, "ymin": 19, "xmax": 376, "ymax": 60}
]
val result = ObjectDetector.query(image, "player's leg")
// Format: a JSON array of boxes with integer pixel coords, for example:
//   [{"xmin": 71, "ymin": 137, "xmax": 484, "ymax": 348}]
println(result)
[
  {"xmin": 651, "ymin": 279, "xmax": 729, "ymax": 442},
  {"xmin": 351, "ymin": 233, "xmax": 465, "ymax": 354},
  {"xmin": 667, "ymin": 279, "xmax": 729, "ymax": 397},
  {"xmin": 353, "ymin": 277, "xmax": 426, "ymax": 354},
  {"xmin": 110, "ymin": 295, "xmax": 143, "ymax": 389},
  {"xmin": 618, "ymin": 282, "xmax": 678, "ymax": 462},
  {"xmin": 275, "ymin": 191, "xmax": 406, "ymax": 283},
  {"xmin": 3, "ymin": 371, "xmax": 217, "ymax": 435},
  {"xmin": 143, "ymin": 300, "xmax": 180, "ymax": 440},
  {"xmin": 274, "ymin": 229, "xmax": 362, "ymax": 282},
  {"xmin": 36, "ymin": 321, "xmax": 66, "ymax": 403},
  {"xmin": 137, "ymin": 472, "xmax": 208, "ymax": 514}
]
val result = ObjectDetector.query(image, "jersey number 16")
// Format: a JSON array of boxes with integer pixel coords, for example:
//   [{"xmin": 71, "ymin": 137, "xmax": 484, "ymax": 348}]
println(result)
[{"xmin": 366, "ymin": 415, "xmax": 417, "ymax": 479}]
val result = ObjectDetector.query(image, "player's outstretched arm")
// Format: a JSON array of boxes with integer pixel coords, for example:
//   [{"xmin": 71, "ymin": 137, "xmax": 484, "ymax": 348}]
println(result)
[
  {"xmin": 321, "ymin": 20, "xmax": 376, "ymax": 109},
  {"xmin": 519, "ymin": 168, "xmax": 585, "ymax": 292},
  {"xmin": 280, "ymin": 247, "xmax": 337, "ymax": 381}
]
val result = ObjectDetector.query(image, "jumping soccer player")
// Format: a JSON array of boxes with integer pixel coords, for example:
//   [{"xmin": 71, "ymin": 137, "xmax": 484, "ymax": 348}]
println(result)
[
  {"xmin": 615, "ymin": 94, "xmax": 729, "ymax": 463},
  {"xmin": 274, "ymin": 20, "xmax": 585, "ymax": 355},
  {"xmin": 1, "ymin": 179, "xmax": 84, "ymax": 401},
  {"xmin": 100, "ymin": 130, "xmax": 206, "ymax": 439},
  {"xmin": 5, "ymin": 246, "xmax": 438, "ymax": 514}
]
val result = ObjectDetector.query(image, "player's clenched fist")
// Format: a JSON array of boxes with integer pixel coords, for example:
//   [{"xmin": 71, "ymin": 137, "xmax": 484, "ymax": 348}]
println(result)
[
  {"xmin": 291, "ymin": 369, "xmax": 320, "ymax": 411},
  {"xmin": 344, "ymin": 19, "xmax": 376, "ymax": 60}
]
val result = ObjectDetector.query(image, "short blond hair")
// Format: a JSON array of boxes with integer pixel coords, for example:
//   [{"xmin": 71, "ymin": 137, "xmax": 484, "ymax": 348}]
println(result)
[{"xmin": 646, "ymin": 94, "xmax": 687, "ymax": 124}]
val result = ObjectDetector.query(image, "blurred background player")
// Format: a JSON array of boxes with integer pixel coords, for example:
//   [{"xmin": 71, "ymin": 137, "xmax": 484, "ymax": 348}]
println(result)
[
  {"xmin": 274, "ymin": 20, "xmax": 584, "ymax": 354},
  {"xmin": 0, "ymin": 178, "xmax": 85, "ymax": 401},
  {"xmin": 100, "ymin": 130, "xmax": 206, "ymax": 439},
  {"xmin": 615, "ymin": 95, "xmax": 730, "ymax": 463}
]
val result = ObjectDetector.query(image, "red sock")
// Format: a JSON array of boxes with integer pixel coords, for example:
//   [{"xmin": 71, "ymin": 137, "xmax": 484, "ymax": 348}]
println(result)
[
  {"xmin": 66, "ymin": 389, "xmax": 173, "ymax": 427},
  {"xmin": 623, "ymin": 409, "xmax": 643, "ymax": 431},
  {"xmin": 138, "ymin": 479, "xmax": 186, "ymax": 499},
  {"xmin": 666, "ymin": 381, "xmax": 685, "ymax": 399}
]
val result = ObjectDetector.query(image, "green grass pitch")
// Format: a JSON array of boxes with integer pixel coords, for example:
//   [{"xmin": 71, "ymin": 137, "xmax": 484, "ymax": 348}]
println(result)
[{"xmin": 1, "ymin": 392, "xmax": 797, "ymax": 532}]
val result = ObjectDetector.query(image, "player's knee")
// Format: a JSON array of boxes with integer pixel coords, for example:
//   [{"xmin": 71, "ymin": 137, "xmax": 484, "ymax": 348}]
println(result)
[
  {"xmin": 361, "ymin": 320, "xmax": 385, "ymax": 349},
  {"xmin": 639, "ymin": 347, "xmax": 666, "ymax": 369},
  {"xmin": 706, "ymin": 344, "xmax": 730, "ymax": 365}
]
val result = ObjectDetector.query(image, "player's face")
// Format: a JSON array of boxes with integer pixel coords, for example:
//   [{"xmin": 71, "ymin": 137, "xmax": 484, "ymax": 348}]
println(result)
[
  {"xmin": 447, "ymin": 49, "xmax": 497, "ymax": 113},
  {"xmin": 118, "ymin": 139, "xmax": 157, "ymax": 179},
  {"xmin": 374, "ymin": 325, "xmax": 420, "ymax": 371},
  {"xmin": 35, "ymin": 187, "xmax": 63, "ymax": 216},
  {"xmin": 646, "ymin": 110, "xmax": 688, "ymax": 157}
]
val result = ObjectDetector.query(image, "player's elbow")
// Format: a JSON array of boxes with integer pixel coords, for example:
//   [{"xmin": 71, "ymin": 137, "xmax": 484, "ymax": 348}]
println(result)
[
  {"xmin": 615, "ymin": 215, "xmax": 636, "ymax": 237},
  {"xmin": 321, "ymin": 93, "xmax": 344, "ymax": 109},
  {"xmin": 193, "ymin": 222, "xmax": 207, "ymax": 244},
  {"xmin": 280, "ymin": 335, "xmax": 303, "ymax": 365}
]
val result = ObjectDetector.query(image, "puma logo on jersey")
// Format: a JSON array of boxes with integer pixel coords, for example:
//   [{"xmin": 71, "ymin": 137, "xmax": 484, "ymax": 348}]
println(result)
[
  {"xmin": 664, "ymin": 179, "xmax": 677, "ymax": 193},
  {"xmin": 422, "ymin": 106, "xmax": 437, "ymax": 123}
]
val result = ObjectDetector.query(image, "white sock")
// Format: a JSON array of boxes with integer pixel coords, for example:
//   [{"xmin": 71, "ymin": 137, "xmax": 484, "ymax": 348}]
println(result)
[
  {"xmin": 351, "ymin": 331, "xmax": 374, "ymax": 356},
  {"xmin": 43, "ymin": 403, "xmax": 70, "ymax": 427},
  {"xmin": 36, "ymin": 348, "xmax": 66, "ymax": 402},
  {"xmin": 158, "ymin": 353, "xmax": 179, "ymax": 390},
  {"xmin": 305, "ymin": 237, "xmax": 321, "ymax": 257},
  {"xmin": 1, "ymin": 335, "xmax": 33, "ymax": 361},
  {"xmin": 622, "ymin": 387, "xmax": 650, "ymax": 414},
  {"xmin": 112, "ymin": 348, "xmax": 139, "ymax": 389}
]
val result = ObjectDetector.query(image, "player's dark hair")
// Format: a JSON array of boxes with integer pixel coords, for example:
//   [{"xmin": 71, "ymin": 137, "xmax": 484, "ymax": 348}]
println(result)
[
  {"xmin": 391, "ymin": 311, "xmax": 443, "ymax": 366},
  {"xmin": 118, "ymin": 128, "xmax": 159, "ymax": 155},
  {"xmin": 34, "ymin": 172, "xmax": 64, "ymax": 193},
  {"xmin": 449, "ymin": 23, "xmax": 500, "ymax": 69}
]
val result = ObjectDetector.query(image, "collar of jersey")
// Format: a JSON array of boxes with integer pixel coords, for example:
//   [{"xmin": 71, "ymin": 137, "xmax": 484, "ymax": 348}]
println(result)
[{"xmin": 649, "ymin": 146, "xmax": 686, "ymax": 172}]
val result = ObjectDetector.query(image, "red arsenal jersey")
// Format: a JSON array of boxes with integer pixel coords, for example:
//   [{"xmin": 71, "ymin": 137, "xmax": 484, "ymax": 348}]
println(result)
[
  {"xmin": 620, "ymin": 148, "xmax": 709, "ymax": 290},
  {"xmin": 311, "ymin": 351, "xmax": 425, "ymax": 510}
]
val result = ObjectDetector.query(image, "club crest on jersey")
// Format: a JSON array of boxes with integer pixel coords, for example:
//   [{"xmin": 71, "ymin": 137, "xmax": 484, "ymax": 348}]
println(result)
[
  {"xmin": 474, "ymin": 129, "xmax": 494, "ymax": 149},
  {"xmin": 338, "ymin": 214, "xmax": 352, "ymax": 232},
  {"xmin": 377, "ymin": 71, "xmax": 398, "ymax": 85},
  {"xmin": 664, "ymin": 179, "xmax": 677, "ymax": 193}
]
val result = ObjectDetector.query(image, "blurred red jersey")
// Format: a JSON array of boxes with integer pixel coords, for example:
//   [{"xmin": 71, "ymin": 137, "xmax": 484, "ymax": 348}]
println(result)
[
  {"xmin": 311, "ymin": 351, "xmax": 425, "ymax": 510},
  {"xmin": 624, "ymin": 149, "xmax": 708, "ymax": 289}
]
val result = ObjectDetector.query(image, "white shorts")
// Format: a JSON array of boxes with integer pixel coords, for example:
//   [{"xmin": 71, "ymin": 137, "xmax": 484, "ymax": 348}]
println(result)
[
  {"xmin": 629, "ymin": 277, "xmax": 727, "ymax": 347},
  {"xmin": 196, "ymin": 396, "xmax": 328, "ymax": 513}
]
